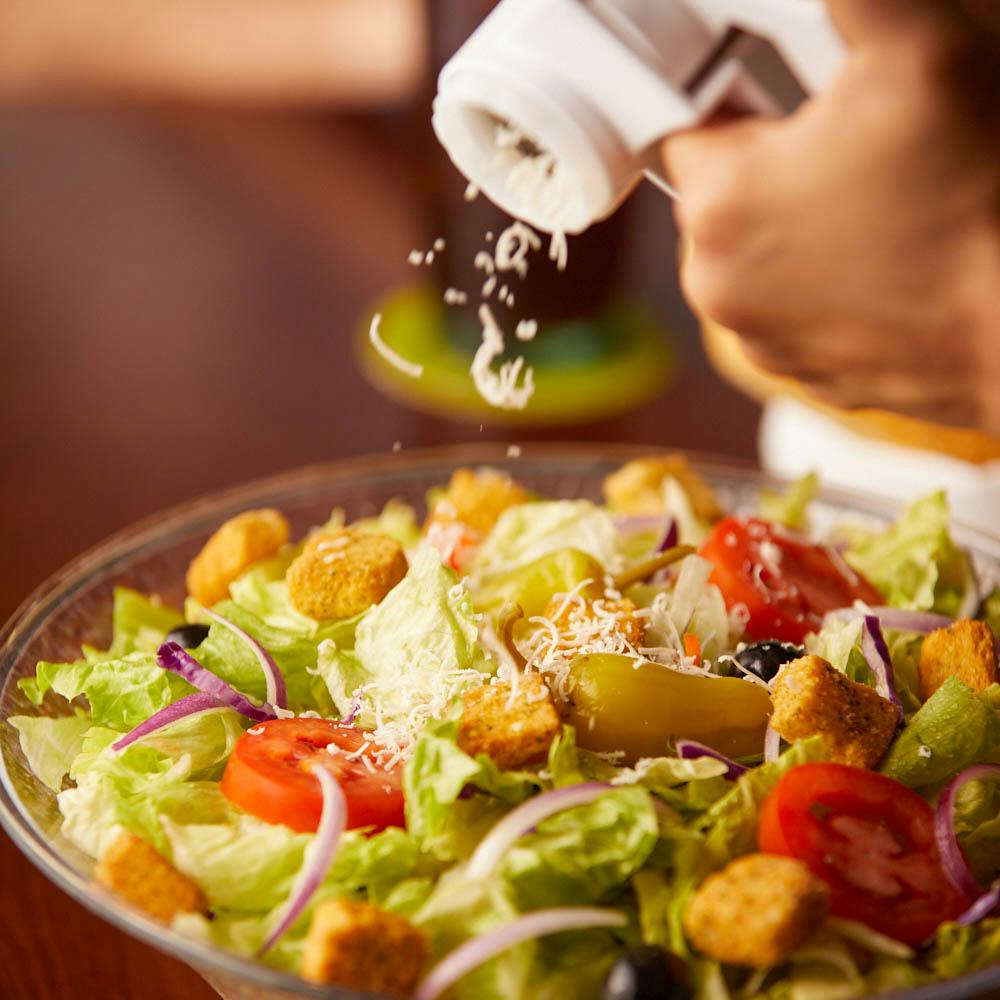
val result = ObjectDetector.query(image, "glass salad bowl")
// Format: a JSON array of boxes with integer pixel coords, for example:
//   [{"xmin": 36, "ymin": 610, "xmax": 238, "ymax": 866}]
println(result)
[{"xmin": 2, "ymin": 445, "xmax": 1000, "ymax": 1000}]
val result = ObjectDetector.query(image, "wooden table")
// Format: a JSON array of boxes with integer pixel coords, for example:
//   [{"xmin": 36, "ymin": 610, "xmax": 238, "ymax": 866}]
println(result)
[{"xmin": 0, "ymin": 106, "xmax": 759, "ymax": 999}]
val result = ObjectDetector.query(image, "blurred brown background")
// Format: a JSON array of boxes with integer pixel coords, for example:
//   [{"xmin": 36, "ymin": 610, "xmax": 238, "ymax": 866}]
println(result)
[{"xmin": 0, "ymin": 1, "xmax": 757, "ymax": 995}]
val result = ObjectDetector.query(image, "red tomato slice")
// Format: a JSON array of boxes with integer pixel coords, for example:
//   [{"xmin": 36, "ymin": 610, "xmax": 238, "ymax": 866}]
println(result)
[
  {"xmin": 758, "ymin": 763, "xmax": 972, "ymax": 945},
  {"xmin": 221, "ymin": 719, "xmax": 405, "ymax": 834},
  {"xmin": 699, "ymin": 517, "xmax": 883, "ymax": 644}
]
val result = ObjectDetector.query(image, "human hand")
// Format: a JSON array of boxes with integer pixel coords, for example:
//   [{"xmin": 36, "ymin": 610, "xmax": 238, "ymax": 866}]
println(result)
[{"xmin": 663, "ymin": 0, "xmax": 1000, "ymax": 432}]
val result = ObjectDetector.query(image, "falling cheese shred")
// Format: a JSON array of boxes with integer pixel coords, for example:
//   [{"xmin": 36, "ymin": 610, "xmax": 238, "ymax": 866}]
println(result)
[{"xmin": 368, "ymin": 312, "xmax": 424, "ymax": 379}]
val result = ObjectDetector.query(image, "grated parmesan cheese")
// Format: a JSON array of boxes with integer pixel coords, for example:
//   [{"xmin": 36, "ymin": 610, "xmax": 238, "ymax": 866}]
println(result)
[
  {"xmin": 369, "ymin": 313, "xmax": 424, "ymax": 379},
  {"xmin": 515, "ymin": 319, "xmax": 538, "ymax": 342},
  {"xmin": 470, "ymin": 304, "xmax": 535, "ymax": 410}
]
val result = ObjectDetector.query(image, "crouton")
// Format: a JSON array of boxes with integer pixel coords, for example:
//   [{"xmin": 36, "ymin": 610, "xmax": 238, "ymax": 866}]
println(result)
[
  {"xmin": 301, "ymin": 898, "xmax": 428, "ymax": 996},
  {"xmin": 458, "ymin": 674, "xmax": 561, "ymax": 769},
  {"xmin": 770, "ymin": 655, "xmax": 897, "ymax": 769},
  {"xmin": 543, "ymin": 595, "xmax": 646, "ymax": 649},
  {"xmin": 919, "ymin": 619, "xmax": 998, "ymax": 701},
  {"xmin": 95, "ymin": 829, "xmax": 205, "ymax": 923},
  {"xmin": 186, "ymin": 509, "xmax": 289, "ymax": 607},
  {"xmin": 286, "ymin": 528, "xmax": 407, "ymax": 620},
  {"xmin": 684, "ymin": 854, "xmax": 830, "ymax": 968},
  {"xmin": 603, "ymin": 455, "xmax": 723, "ymax": 522},
  {"xmin": 428, "ymin": 467, "xmax": 530, "ymax": 536}
]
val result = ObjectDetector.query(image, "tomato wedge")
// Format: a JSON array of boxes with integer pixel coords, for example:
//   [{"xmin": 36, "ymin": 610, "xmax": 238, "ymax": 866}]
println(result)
[
  {"xmin": 700, "ymin": 517, "xmax": 883, "ymax": 644},
  {"xmin": 221, "ymin": 719, "xmax": 405, "ymax": 834},
  {"xmin": 758, "ymin": 763, "xmax": 972, "ymax": 945}
]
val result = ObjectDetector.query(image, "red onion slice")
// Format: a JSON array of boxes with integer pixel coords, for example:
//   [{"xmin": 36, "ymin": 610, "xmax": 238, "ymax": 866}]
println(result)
[
  {"xmin": 342, "ymin": 687, "xmax": 366, "ymax": 726},
  {"xmin": 657, "ymin": 518, "xmax": 679, "ymax": 553},
  {"xmin": 203, "ymin": 608, "xmax": 287, "ymax": 710},
  {"xmin": 111, "ymin": 693, "xmax": 225, "ymax": 752},
  {"xmin": 258, "ymin": 765, "xmax": 346, "ymax": 955},
  {"xmin": 414, "ymin": 908, "xmax": 627, "ymax": 1000},
  {"xmin": 832, "ymin": 606, "xmax": 953, "ymax": 635},
  {"xmin": 859, "ymin": 615, "xmax": 905, "ymax": 724},
  {"xmin": 934, "ymin": 764, "xmax": 1000, "ymax": 900},
  {"xmin": 956, "ymin": 879, "xmax": 1000, "ymax": 926},
  {"xmin": 466, "ymin": 783, "xmax": 611, "ymax": 879},
  {"xmin": 157, "ymin": 641, "xmax": 275, "ymax": 723},
  {"xmin": 764, "ymin": 722, "xmax": 781, "ymax": 763},
  {"xmin": 675, "ymin": 740, "xmax": 747, "ymax": 780}
]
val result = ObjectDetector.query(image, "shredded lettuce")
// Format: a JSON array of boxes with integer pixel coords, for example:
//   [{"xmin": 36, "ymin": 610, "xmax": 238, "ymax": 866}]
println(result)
[
  {"xmin": 700, "ymin": 738, "xmax": 830, "ymax": 866},
  {"xmin": 403, "ymin": 707, "xmax": 541, "ymax": 859},
  {"xmin": 353, "ymin": 498, "xmax": 422, "ymax": 549},
  {"xmin": 501, "ymin": 786, "xmax": 658, "ymax": 909},
  {"xmin": 321, "ymin": 545, "xmax": 486, "ymax": 726},
  {"xmin": 473, "ymin": 501, "xmax": 619, "ymax": 578},
  {"xmin": 928, "ymin": 920, "xmax": 1000, "ymax": 979},
  {"xmin": 759, "ymin": 473, "xmax": 818, "ymax": 531},
  {"xmin": 842, "ymin": 492, "xmax": 974, "ymax": 616}
]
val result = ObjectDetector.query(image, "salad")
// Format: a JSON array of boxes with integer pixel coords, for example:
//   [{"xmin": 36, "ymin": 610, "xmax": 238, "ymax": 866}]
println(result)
[{"xmin": 10, "ymin": 455, "xmax": 1000, "ymax": 1000}]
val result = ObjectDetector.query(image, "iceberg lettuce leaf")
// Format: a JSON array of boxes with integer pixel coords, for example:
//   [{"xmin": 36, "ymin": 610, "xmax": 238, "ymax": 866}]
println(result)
[
  {"xmin": 9, "ymin": 713, "xmax": 92, "ymax": 791},
  {"xmin": 473, "ymin": 501, "xmax": 619, "ymax": 577},
  {"xmin": 879, "ymin": 678, "xmax": 1000, "ymax": 789},
  {"xmin": 843, "ymin": 492, "xmax": 973, "ymax": 615}
]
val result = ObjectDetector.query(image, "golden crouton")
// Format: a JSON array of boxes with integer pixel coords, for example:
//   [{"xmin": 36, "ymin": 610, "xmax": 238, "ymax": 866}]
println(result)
[
  {"xmin": 603, "ymin": 454, "xmax": 723, "ymax": 522},
  {"xmin": 919, "ymin": 619, "xmax": 998, "ymax": 701},
  {"xmin": 684, "ymin": 854, "xmax": 830, "ymax": 968},
  {"xmin": 186, "ymin": 508, "xmax": 289, "ymax": 607},
  {"xmin": 428, "ymin": 467, "xmax": 530, "ymax": 536},
  {"xmin": 458, "ymin": 674, "xmax": 561, "ymax": 769},
  {"xmin": 286, "ymin": 528, "xmax": 407, "ymax": 620},
  {"xmin": 95, "ymin": 829, "xmax": 205, "ymax": 923},
  {"xmin": 544, "ymin": 595, "xmax": 645, "ymax": 649},
  {"xmin": 301, "ymin": 898, "xmax": 428, "ymax": 996},
  {"xmin": 771, "ymin": 655, "xmax": 897, "ymax": 769}
]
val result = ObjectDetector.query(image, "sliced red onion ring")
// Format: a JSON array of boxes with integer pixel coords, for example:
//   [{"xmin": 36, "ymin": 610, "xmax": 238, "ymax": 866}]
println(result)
[
  {"xmin": 615, "ymin": 514, "xmax": 666, "ymax": 536},
  {"xmin": 414, "ymin": 908, "xmax": 627, "ymax": 1000},
  {"xmin": 832, "ymin": 606, "xmax": 953, "ymax": 634},
  {"xmin": 860, "ymin": 616, "xmax": 905, "ymax": 724},
  {"xmin": 657, "ymin": 518, "xmax": 679, "ymax": 553},
  {"xmin": 956, "ymin": 879, "xmax": 1000, "ymax": 926},
  {"xmin": 466, "ymin": 784, "xmax": 610, "ymax": 879},
  {"xmin": 258, "ymin": 765, "xmax": 346, "ymax": 955},
  {"xmin": 675, "ymin": 740, "xmax": 747, "ymax": 780},
  {"xmin": 764, "ymin": 723, "xmax": 780, "ymax": 763},
  {"xmin": 342, "ymin": 688, "xmax": 366, "ymax": 726},
  {"xmin": 157, "ymin": 641, "xmax": 275, "ymax": 723},
  {"xmin": 934, "ymin": 764, "xmax": 1000, "ymax": 900},
  {"xmin": 202, "ymin": 608, "xmax": 287, "ymax": 710},
  {"xmin": 111, "ymin": 693, "xmax": 225, "ymax": 752}
]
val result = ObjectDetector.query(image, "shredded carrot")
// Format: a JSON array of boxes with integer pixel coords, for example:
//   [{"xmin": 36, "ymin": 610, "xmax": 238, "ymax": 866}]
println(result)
[{"xmin": 683, "ymin": 633, "xmax": 702, "ymax": 665}]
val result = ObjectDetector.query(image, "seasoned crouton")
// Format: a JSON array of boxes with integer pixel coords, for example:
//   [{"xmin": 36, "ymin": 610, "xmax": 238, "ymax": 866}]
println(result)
[
  {"xmin": 95, "ymin": 829, "xmax": 205, "ymax": 922},
  {"xmin": 458, "ymin": 674, "xmax": 560, "ymax": 769},
  {"xmin": 428, "ymin": 467, "xmax": 529, "ymax": 536},
  {"xmin": 186, "ymin": 508, "xmax": 289, "ymax": 607},
  {"xmin": 543, "ymin": 595, "xmax": 645, "ymax": 649},
  {"xmin": 301, "ymin": 898, "xmax": 428, "ymax": 996},
  {"xmin": 286, "ymin": 528, "xmax": 407, "ymax": 620},
  {"xmin": 919, "ymin": 619, "xmax": 998, "ymax": 701},
  {"xmin": 684, "ymin": 854, "xmax": 830, "ymax": 968},
  {"xmin": 603, "ymin": 455, "xmax": 723, "ymax": 522},
  {"xmin": 771, "ymin": 655, "xmax": 897, "ymax": 769}
]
